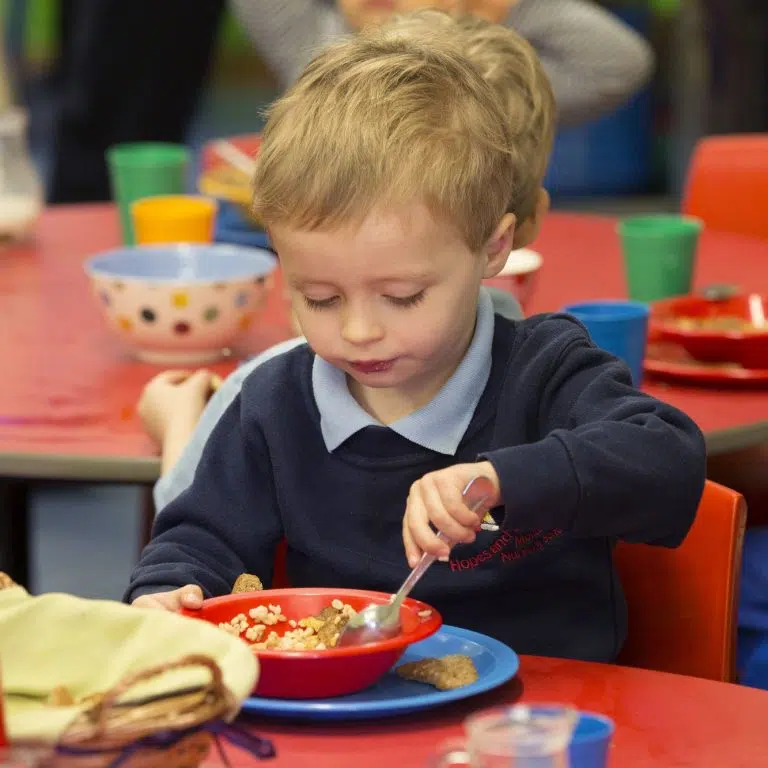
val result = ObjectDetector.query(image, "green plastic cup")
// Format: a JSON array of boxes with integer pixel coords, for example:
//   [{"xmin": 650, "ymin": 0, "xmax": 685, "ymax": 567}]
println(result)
[
  {"xmin": 107, "ymin": 143, "xmax": 190, "ymax": 244},
  {"xmin": 618, "ymin": 214, "xmax": 703, "ymax": 303}
]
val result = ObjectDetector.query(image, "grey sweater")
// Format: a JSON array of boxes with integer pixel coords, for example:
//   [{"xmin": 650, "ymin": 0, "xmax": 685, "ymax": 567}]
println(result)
[{"xmin": 230, "ymin": 0, "xmax": 654, "ymax": 125}]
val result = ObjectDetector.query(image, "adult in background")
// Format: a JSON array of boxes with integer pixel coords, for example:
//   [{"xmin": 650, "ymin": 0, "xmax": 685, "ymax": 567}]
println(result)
[
  {"xmin": 229, "ymin": 0, "xmax": 654, "ymax": 126},
  {"xmin": 48, "ymin": 0, "xmax": 226, "ymax": 204}
]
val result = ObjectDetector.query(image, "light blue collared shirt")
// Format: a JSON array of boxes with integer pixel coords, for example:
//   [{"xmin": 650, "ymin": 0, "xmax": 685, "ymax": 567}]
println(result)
[
  {"xmin": 313, "ymin": 289, "xmax": 494, "ymax": 455},
  {"xmin": 154, "ymin": 287, "xmax": 519, "ymax": 512}
]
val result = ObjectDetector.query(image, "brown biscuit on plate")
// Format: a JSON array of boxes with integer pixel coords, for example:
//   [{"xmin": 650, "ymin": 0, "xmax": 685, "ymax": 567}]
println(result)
[
  {"xmin": 396, "ymin": 654, "xmax": 479, "ymax": 691},
  {"xmin": 231, "ymin": 573, "xmax": 264, "ymax": 594}
]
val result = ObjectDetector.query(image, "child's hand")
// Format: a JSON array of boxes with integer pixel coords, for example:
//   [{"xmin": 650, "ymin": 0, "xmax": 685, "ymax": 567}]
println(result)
[
  {"xmin": 131, "ymin": 585, "xmax": 204, "ymax": 612},
  {"xmin": 403, "ymin": 461, "xmax": 501, "ymax": 567},
  {"xmin": 137, "ymin": 370, "xmax": 219, "ymax": 445}
]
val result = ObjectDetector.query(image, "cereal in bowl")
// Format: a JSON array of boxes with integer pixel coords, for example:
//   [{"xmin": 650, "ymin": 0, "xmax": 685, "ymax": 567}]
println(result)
[{"xmin": 218, "ymin": 599, "xmax": 357, "ymax": 651}]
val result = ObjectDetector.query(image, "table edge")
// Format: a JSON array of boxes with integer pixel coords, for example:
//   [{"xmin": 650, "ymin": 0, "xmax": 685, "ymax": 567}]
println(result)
[
  {"xmin": 0, "ymin": 422, "xmax": 766, "ymax": 484},
  {"xmin": 705, "ymin": 421, "xmax": 768, "ymax": 455},
  {"xmin": 0, "ymin": 452, "xmax": 160, "ymax": 484}
]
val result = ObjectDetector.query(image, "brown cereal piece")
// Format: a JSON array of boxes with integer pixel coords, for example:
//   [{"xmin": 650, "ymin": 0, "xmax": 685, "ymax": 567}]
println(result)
[
  {"xmin": 231, "ymin": 573, "xmax": 264, "ymax": 594},
  {"xmin": 46, "ymin": 686, "xmax": 76, "ymax": 706},
  {"xmin": 396, "ymin": 655, "xmax": 479, "ymax": 691},
  {"xmin": 317, "ymin": 615, "xmax": 349, "ymax": 648},
  {"xmin": 0, "ymin": 572, "xmax": 17, "ymax": 590},
  {"xmin": 299, "ymin": 616, "xmax": 326, "ymax": 634}
]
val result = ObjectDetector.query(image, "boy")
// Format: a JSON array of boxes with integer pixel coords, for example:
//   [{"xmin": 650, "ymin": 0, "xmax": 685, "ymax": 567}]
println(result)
[
  {"xmin": 137, "ymin": 11, "xmax": 542, "ymax": 490},
  {"xmin": 128, "ymin": 16, "xmax": 705, "ymax": 662}
]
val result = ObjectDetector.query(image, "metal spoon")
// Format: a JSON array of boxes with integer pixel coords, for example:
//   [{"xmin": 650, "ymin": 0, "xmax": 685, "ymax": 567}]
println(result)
[{"xmin": 338, "ymin": 475, "xmax": 495, "ymax": 647}]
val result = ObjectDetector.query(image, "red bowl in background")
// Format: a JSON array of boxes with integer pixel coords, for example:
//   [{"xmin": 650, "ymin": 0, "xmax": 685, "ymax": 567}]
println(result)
[
  {"xmin": 650, "ymin": 294, "xmax": 768, "ymax": 369},
  {"xmin": 483, "ymin": 248, "xmax": 542, "ymax": 311},
  {"xmin": 182, "ymin": 588, "xmax": 441, "ymax": 700}
]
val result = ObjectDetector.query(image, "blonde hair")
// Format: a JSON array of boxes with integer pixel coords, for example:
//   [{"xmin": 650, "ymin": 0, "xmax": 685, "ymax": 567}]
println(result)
[{"xmin": 252, "ymin": 11, "xmax": 555, "ymax": 250}]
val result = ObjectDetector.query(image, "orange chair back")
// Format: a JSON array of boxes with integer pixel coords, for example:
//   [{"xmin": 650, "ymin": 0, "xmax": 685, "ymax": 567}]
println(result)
[
  {"xmin": 683, "ymin": 134, "xmax": 768, "ymax": 240},
  {"xmin": 615, "ymin": 480, "xmax": 746, "ymax": 682}
]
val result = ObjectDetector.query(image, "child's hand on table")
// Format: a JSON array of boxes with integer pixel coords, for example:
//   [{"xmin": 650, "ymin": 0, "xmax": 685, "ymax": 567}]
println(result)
[
  {"xmin": 132, "ymin": 585, "xmax": 204, "ymax": 612},
  {"xmin": 138, "ymin": 370, "xmax": 219, "ymax": 445},
  {"xmin": 403, "ymin": 461, "xmax": 501, "ymax": 567}
]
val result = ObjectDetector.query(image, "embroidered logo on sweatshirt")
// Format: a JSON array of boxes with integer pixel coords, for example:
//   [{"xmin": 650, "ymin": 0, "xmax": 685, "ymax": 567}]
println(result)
[{"xmin": 449, "ymin": 527, "xmax": 563, "ymax": 571}]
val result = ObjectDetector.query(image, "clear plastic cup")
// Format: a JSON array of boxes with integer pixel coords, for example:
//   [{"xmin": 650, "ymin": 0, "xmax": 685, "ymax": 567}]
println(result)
[{"xmin": 431, "ymin": 704, "xmax": 578, "ymax": 767}]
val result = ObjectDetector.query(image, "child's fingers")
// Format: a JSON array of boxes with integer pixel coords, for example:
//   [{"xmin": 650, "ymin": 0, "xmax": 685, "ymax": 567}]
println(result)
[
  {"xmin": 406, "ymin": 490, "xmax": 451, "ymax": 561},
  {"xmin": 420, "ymin": 479, "xmax": 476, "ymax": 544},
  {"xmin": 158, "ymin": 370, "xmax": 193, "ymax": 385},
  {"xmin": 132, "ymin": 593, "xmax": 170, "ymax": 611},
  {"xmin": 179, "ymin": 585, "xmax": 204, "ymax": 609},
  {"xmin": 433, "ymin": 473, "xmax": 485, "ymax": 529},
  {"xmin": 402, "ymin": 518, "xmax": 421, "ymax": 568},
  {"xmin": 131, "ymin": 585, "xmax": 203, "ymax": 612}
]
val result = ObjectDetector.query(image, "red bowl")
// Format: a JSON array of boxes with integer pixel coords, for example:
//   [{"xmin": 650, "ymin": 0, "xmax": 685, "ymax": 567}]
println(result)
[
  {"xmin": 181, "ymin": 588, "xmax": 441, "ymax": 699},
  {"xmin": 650, "ymin": 294, "xmax": 768, "ymax": 369},
  {"xmin": 483, "ymin": 248, "xmax": 542, "ymax": 311}
]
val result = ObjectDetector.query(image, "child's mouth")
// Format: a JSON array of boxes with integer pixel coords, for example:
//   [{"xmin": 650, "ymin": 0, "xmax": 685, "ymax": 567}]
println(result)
[{"xmin": 349, "ymin": 359, "xmax": 396, "ymax": 374}]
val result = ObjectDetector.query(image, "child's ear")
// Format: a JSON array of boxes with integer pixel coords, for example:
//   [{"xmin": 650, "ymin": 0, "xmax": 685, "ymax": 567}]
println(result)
[
  {"xmin": 512, "ymin": 188, "xmax": 550, "ymax": 250},
  {"xmin": 483, "ymin": 212, "xmax": 516, "ymax": 278}
]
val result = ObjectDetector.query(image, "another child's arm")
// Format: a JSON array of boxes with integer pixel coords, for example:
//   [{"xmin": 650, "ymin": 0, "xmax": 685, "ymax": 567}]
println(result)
[
  {"xmin": 147, "ymin": 339, "xmax": 305, "ymax": 513},
  {"xmin": 403, "ymin": 317, "xmax": 706, "ymax": 563},
  {"xmin": 229, "ymin": 0, "xmax": 344, "ymax": 89},
  {"xmin": 509, "ymin": 0, "xmax": 654, "ymax": 125},
  {"xmin": 138, "ymin": 371, "xmax": 219, "ymax": 476},
  {"xmin": 126, "ymin": 391, "xmax": 283, "ymax": 607}
]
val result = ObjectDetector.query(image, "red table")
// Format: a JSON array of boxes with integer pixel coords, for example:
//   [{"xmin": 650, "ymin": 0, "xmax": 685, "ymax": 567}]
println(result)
[
  {"xmin": 2, "ymin": 206, "xmax": 768, "ymax": 483},
  {"xmin": 211, "ymin": 656, "xmax": 768, "ymax": 767}
]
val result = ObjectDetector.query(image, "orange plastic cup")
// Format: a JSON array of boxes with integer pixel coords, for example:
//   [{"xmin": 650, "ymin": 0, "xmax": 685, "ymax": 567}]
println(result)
[{"xmin": 131, "ymin": 195, "xmax": 218, "ymax": 245}]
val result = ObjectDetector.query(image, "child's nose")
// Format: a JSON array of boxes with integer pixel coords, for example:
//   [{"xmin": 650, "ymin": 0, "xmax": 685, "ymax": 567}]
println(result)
[{"xmin": 341, "ymin": 309, "xmax": 385, "ymax": 345}]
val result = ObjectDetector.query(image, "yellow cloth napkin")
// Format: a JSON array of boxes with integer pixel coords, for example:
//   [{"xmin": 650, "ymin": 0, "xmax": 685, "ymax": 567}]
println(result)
[{"xmin": 0, "ymin": 585, "xmax": 258, "ymax": 743}]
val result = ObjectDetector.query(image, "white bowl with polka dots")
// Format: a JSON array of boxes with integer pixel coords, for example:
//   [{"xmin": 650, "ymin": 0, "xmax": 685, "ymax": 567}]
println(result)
[{"xmin": 84, "ymin": 244, "xmax": 277, "ymax": 364}]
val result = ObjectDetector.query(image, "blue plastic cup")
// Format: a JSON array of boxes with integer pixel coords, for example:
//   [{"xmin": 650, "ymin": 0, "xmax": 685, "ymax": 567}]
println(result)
[
  {"xmin": 569, "ymin": 712, "xmax": 615, "ymax": 767},
  {"xmin": 563, "ymin": 300, "xmax": 650, "ymax": 386}
]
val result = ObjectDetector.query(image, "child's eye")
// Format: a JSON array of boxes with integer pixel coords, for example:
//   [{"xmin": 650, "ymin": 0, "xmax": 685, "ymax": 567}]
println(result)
[
  {"xmin": 386, "ymin": 290, "xmax": 426, "ymax": 308},
  {"xmin": 303, "ymin": 295, "xmax": 339, "ymax": 310}
]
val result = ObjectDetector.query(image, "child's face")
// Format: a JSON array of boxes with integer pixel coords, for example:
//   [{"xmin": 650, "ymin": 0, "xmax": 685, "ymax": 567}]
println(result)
[
  {"xmin": 336, "ymin": 0, "xmax": 515, "ymax": 30},
  {"xmin": 272, "ymin": 204, "xmax": 513, "ymax": 412}
]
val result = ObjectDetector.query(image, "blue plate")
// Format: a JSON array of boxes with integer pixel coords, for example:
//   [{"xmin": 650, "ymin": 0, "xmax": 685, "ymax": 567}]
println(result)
[{"xmin": 241, "ymin": 625, "xmax": 519, "ymax": 721}]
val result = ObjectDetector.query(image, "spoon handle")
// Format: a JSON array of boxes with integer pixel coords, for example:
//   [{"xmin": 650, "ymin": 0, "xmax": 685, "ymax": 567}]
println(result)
[{"xmin": 391, "ymin": 475, "xmax": 494, "ymax": 610}]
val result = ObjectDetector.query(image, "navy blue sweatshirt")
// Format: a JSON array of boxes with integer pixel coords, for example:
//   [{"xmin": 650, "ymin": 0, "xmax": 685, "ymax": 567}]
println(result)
[{"xmin": 127, "ymin": 313, "xmax": 706, "ymax": 662}]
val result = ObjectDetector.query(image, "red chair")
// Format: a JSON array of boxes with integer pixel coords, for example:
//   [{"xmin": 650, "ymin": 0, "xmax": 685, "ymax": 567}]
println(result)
[
  {"xmin": 615, "ymin": 480, "xmax": 746, "ymax": 682},
  {"xmin": 683, "ymin": 134, "xmax": 768, "ymax": 240}
]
